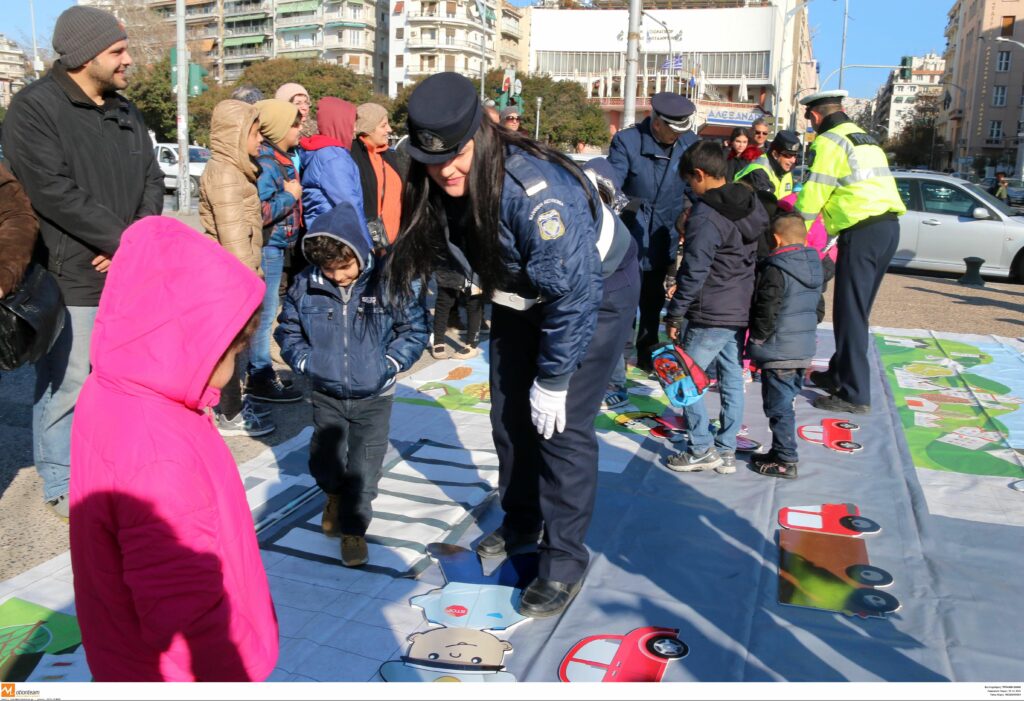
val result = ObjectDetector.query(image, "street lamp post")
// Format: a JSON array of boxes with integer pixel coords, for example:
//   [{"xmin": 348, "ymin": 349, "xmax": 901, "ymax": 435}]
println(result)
[
  {"xmin": 642, "ymin": 11, "xmax": 672, "ymax": 93},
  {"xmin": 535, "ymin": 96, "xmax": 542, "ymax": 140},
  {"xmin": 996, "ymin": 36, "xmax": 1024, "ymax": 178}
]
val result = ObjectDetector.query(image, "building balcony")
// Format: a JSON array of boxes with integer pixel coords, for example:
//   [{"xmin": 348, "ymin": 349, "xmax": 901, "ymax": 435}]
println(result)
[
  {"xmin": 323, "ymin": 35, "xmax": 374, "ymax": 52},
  {"xmin": 324, "ymin": 10, "xmax": 376, "ymax": 27},
  {"xmin": 277, "ymin": 12, "xmax": 323, "ymax": 28},
  {"xmin": 224, "ymin": 25, "xmax": 271, "ymax": 37},
  {"xmin": 984, "ymin": 138, "xmax": 1004, "ymax": 147},
  {"xmin": 501, "ymin": 4, "xmax": 522, "ymax": 19},
  {"xmin": 406, "ymin": 66, "xmax": 479, "ymax": 79},
  {"xmin": 500, "ymin": 47, "xmax": 519, "ymax": 63},
  {"xmin": 407, "ymin": 12, "xmax": 484, "ymax": 28},
  {"xmin": 500, "ymin": 23, "xmax": 521, "ymax": 39},
  {"xmin": 223, "ymin": 1, "xmax": 271, "ymax": 16},
  {"xmin": 182, "ymin": 6, "xmax": 218, "ymax": 22},
  {"xmin": 406, "ymin": 37, "xmax": 486, "ymax": 53},
  {"xmin": 278, "ymin": 39, "xmax": 325, "ymax": 53},
  {"xmin": 223, "ymin": 47, "xmax": 272, "ymax": 61}
]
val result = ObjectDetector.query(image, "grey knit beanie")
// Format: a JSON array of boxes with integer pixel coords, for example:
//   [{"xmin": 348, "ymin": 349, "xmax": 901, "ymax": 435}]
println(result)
[{"xmin": 52, "ymin": 6, "xmax": 127, "ymax": 69}]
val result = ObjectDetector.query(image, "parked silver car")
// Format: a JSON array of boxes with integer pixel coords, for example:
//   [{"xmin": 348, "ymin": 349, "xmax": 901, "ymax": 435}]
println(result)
[{"xmin": 893, "ymin": 172, "xmax": 1024, "ymax": 281}]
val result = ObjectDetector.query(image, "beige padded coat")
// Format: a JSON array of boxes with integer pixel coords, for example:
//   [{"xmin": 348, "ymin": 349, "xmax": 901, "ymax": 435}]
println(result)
[{"xmin": 199, "ymin": 100, "xmax": 263, "ymax": 274}]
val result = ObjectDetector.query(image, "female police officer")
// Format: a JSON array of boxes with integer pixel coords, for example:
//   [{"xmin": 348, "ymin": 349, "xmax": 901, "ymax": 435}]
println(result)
[{"xmin": 389, "ymin": 73, "xmax": 640, "ymax": 618}]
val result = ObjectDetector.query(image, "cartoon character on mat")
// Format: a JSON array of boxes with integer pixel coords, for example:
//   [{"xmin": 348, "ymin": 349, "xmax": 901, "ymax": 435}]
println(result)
[{"xmin": 379, "ymin": 628, "xmax": 516, "ymax": 682}]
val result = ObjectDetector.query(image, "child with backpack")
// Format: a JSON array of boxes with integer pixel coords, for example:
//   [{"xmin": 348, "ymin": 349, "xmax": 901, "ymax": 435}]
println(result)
[
  {"xmin": 746, "ymin": 213, "xmax": 825, "ymax": 479},
  {"xmin": 275, "ymin": 202, "xmax": 428, "ymax": 566}
]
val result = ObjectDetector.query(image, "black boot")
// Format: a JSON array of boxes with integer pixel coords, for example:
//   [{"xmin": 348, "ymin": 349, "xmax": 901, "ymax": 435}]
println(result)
[
  {"xmin": 475, "ymin": 525, "xmax": 542, "ymax": 558},
  {"xmin": 518, "ymin": 577, "xmax": 583, "ymax": 618}
]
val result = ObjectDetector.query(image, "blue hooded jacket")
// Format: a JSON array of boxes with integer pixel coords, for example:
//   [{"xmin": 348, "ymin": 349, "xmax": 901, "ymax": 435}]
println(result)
[
  {"xmin": 274, "ymin": 202, "xmax": 429, "ymax": 399},
  {"xmin": 747, "ymin": 244, "xmax": 824, "ymax": 366}
]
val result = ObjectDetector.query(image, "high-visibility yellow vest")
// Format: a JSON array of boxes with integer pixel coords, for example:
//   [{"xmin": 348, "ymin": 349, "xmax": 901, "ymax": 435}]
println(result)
[
  {"xmin": 794, "ymin": 121, "xmax": 906, "ymax": 235},
  {"xmin": 734, "ymin": 155, "xmax": 794, "ymax": 200}
]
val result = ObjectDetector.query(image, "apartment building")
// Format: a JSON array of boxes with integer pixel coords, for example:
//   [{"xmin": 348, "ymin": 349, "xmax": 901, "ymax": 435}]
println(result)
[
  {"xmin": 937, "ymin": 0, "xmax": 1024, "ymax": 173},
  {"xmin": 527, "ymin": 0, "xmax": 817, "ymax": 135},
  {"xmin": 873, "ymin": 53, "xmax": 945, "ymax": 140},
  {"xmin": 0, "ymin": 34, "xmax": 27, "ymax": 109},
  {"xmin": 144, "ymin": 0, "xmax": 388, "ymax": 93}
]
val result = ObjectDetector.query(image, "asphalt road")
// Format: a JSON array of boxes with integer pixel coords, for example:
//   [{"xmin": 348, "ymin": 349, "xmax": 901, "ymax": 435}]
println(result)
[{"xmin": 0, "ymin": 214, "xmax": 1020, "ymax": 579}]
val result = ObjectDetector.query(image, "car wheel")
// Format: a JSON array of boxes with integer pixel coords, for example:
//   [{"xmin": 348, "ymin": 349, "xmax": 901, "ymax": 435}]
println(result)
[
  {"xmin": 839, "ymin": 515, "xmax": 881, "ymax": 534},
  {"xmin": 847, "ymin": 587, "xmax": 900, "ymax": 615},
  {"xmin": 646, "ymin": 635, "xmax": 688, "ymax": 660},
  {"xmin": 835, "ymin": 421, "xmax": 859, "ymax": 430},
  {"xmin": 835, "ymin": 440, "xmax": 862, "ymax": 451},
  {"xmin": 845, "ymin": 564, "xmax": 894, "ymax": 587},
  {"xmin": 1012, "ymin": 250, "xmax": 1024, "ymax": 284}
]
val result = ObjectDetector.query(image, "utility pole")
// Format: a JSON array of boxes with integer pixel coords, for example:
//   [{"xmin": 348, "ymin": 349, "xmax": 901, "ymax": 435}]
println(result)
[
  {"xmin": 28, "ymin": 0, "xmax": 43, "ymax": 78},
  {"xmin": 622, "ymin": 0, "xmax": 641, "ymax": 128},
  {"xmin": 838, "ymin": 0, "xmax": 849, "ymax": 89},
  {"xmin": 535, "ymin": 96, "xmax": 542, "ymax": 140},
  {"xmin": 476, "ymin": 0, "xmax": 487, "ymax": 100},
  {"xmin": 176, "ymin": 0, "xmax": 190, "ymax": 213}
]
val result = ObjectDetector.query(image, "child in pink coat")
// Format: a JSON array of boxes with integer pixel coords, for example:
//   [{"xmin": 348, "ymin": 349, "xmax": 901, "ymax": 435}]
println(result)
[{"xmin": 69, "ymin": 216, "xmax": 278, "ymax": 681}]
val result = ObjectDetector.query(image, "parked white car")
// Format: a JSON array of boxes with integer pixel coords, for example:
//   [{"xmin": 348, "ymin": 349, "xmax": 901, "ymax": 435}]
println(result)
[
  {"xmin": 153, "ymin": 143, "xmax": 210, "ymax": 198},
  {"xmin": 892, "ymin": 172, "xmax": 1024, "ymax": 282}
]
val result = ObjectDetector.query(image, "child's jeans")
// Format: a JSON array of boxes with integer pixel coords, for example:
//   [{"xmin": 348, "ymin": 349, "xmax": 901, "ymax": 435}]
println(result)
[
  {"xmin": 309, "ymin": 391, "xmax": 394, "ymax": 536},
  {"xmin": 248, "ymin": 245, "xmax": 285, "ymax": 379},
  {"xmin": 681, "ymin": 325, "xmax": 745, "ymax": 454},
  {"xmin": 760, "ymin": 368, "xmax": 805, "ymax": 463}
]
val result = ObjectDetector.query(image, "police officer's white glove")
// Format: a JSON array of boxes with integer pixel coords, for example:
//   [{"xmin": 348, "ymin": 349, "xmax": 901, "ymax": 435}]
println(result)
[{"xmin": 529, "ymin": 380, "xmax": 567, "ymax": 440}]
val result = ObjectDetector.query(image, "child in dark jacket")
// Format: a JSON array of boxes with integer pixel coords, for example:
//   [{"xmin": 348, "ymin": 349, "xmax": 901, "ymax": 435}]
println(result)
[
  {"xmin": 746, "ymin": 213, "xmax": 825, "ymax": 479},
  {"xmin": 275, "ymin": 202, "xmax": 428, "ymax": 566}
]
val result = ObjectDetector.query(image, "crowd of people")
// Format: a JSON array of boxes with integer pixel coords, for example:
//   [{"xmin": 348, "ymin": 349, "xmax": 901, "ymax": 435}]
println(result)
[{"xmin": 0, "ymin": 4, "xmax": 907, "ymax": 682}]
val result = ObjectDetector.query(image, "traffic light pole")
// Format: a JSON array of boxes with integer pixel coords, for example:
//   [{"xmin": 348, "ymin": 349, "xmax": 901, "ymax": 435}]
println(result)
[{"xmin": 176, "ymin": 0, "xmax": 190, "ymax": 213}]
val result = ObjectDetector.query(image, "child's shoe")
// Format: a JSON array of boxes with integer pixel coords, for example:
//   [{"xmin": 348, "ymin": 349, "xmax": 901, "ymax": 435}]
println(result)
[
  {"xmin": 715, "ymin": 451, "xmax": 736, "ymax": 474},
  {"xmin": 341, "ymin": 535, "xmax": 369, "ymax": 567},
  {"xmin": 321, "ymin": 494, "xmax": 342, "ymax": 536},
  {"xmin": 450, "ymin": 343, "xmax": 480, "ymax": 360},
  {"xmin": 666, "ymin": 447, "xmax": 723, "ymax": 472},
  {"xmin": 601, "ymin": 388, "xmax": 629, "ymax": 411},
  {"xmin": 430, "ymin": 343, "xmax": 448, "ymax": 360},
  {"xmin": 215, "ymin": 406, "xmax": 275, "ymax": 438},
  {"xmin": 752, "ymin": 452, "xmax": 799, "ymax": 479}
]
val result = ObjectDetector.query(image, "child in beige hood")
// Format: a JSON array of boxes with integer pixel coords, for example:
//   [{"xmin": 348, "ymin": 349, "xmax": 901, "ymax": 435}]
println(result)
[{"xmin": 199, "ymin": 99, "xmax": 264, "ymax": 273}]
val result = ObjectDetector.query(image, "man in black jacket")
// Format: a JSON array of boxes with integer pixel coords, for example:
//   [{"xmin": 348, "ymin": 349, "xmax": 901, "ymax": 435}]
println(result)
[
  {"xmin": 2, "ymin": 5, "xmax": 164, "ymax": 518},
  {"xmin": 663, "ymin": 141, "xmax": 767, "ymax": 475}
]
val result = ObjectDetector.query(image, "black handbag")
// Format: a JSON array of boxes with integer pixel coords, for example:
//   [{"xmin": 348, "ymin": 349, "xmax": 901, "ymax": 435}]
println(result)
[{"xmin": 0, "ymin": 262, "xmax": 66, "ymax": 371}]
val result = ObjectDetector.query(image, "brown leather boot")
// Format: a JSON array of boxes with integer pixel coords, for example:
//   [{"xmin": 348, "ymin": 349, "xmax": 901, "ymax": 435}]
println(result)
[
  {"xmin": 341, "ymin": 535, "xmax": 368, "ymax": 567},
  {"xmin": 321, "ymin": 494, "xmax": 341, "ymax": 536}
]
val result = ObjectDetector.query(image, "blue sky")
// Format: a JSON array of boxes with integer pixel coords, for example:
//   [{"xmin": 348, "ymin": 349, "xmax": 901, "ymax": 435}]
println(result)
[{"xmin": 5, "ymin": 0, "xmax": 948, "ymax": 100}]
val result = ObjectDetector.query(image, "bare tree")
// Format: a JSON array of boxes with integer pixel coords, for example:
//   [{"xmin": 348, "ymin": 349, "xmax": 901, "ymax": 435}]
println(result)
[{"xmin": 107, "ymin": 0, "xmax": 176, "ymax": 69}]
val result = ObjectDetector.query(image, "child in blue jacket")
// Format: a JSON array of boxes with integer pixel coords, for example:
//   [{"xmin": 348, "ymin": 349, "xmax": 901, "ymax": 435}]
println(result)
[{"xmin": 275, "ymin": 201, "xmax": 428, "ymax": 567}]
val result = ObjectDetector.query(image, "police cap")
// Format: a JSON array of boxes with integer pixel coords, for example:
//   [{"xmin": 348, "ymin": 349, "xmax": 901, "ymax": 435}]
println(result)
[
  {"xmin": 799, "ymin": 89, "xmax": 848, "ymax": 110},
  {"xmin": 769, "ymin": 129, "xmax": 801, "ymax": 155},
  {"xmin": 651, "ymin": 92, "xmax": 696, "ymax": 132},
  {"xmin": 406, "ymin": 72, "xmax": 484, "ymax": 164}
]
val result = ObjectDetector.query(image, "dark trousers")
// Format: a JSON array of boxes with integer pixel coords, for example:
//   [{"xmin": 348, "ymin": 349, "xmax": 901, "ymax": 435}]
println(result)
[
  {"xmin": 309, "ymin": 390, "xmax": 393, "ymax": 536},
  {"xmin": 433, "ymin": 287, "xmax": 483, "ymax": 345},
  {"xmin": 828, "ymin": 219, "xmax": 900, "ymax": 405},
  {"xmin": 635, "ymin": 267, "xmax": 668, "ymax": 369},
  {"xmin": 761, "ymin": 368, "xmax": 805, "ymax": 463},
  {"xmin": 489, "ymin": 269, "xmax": 639, "ymax": 583},
  {"xmin": 215, "ymin": 347, "xmax": 248, "ymax": 419}
]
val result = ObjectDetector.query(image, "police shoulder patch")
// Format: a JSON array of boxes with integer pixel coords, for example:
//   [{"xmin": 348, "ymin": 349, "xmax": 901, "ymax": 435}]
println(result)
[{"xmin": 536, "ymin": 209, "xmax": 565, "ymax": 241}]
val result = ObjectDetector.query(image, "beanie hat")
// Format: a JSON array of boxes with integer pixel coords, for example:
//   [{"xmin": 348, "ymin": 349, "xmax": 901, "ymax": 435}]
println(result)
[
  {"xmin": 52, "ymin": 6, "xmax": 127, "ymax": 69},
  {"xmin": 255, "ymin": 99, "xmax": 300, "ymax": 145},
  {"xmin": 354, "ymin": 102, "xmax": 389, "ymax": 136},
  {"xmin": 274, "ymin": 82, "xmax": 309, "ymax": 103}
]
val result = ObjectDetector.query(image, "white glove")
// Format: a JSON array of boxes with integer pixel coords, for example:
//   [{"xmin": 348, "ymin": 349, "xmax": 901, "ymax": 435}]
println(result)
[{"xmin": 529, "ymin": 380, "xmax": 567, "ymax": 440}]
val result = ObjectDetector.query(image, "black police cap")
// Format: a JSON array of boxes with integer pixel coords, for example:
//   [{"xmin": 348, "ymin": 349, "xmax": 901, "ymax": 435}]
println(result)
[
  {"xmin": 406, "ymin": 73, "xmax": 484, "ymax": 164},
  {"xmin": 650, "ymin": 92, "xmax": 695, "ymax": 122},
  {"xmin": 770, "ymin": 130, "xmax": 801, "ymax": 155}
]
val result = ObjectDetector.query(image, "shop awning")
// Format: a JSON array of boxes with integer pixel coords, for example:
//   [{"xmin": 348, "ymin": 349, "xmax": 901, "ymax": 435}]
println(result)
[
  {"xmin": 200, "ymin": 38, "xmax": 216, "ymax": 51},
  {"xmin": 223, "ymin": 35, "xmax": 265, "ymax": 47},
  {"xmin": 277, "ymin": 24, "xmax": 320, "ymax": 32},
  {"xmin": 393, "ymin": 1, "xmax": 404, "ymax": 13},
  {"xmin": 485, "ymin": 8, "xmax": 496, "ymax": 21},
  {"xmin": 276, "ymin": 0, "xmax": 319, "ymax": 13},
  {"xmin": 225, "ymin": 13, "xmax": 266, "ymax": 22},
  {"xmin": 325, "ymin": 20, "xmax": 366, "ymax": 28}
]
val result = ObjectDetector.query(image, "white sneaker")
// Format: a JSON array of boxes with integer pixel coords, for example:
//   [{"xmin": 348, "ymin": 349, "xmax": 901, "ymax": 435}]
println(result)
[
  {"xmin": 450, "ymin": 344, "xmax": 480, "ymax": 360},
  {"xmin": 216, "ymin": 405, "xmax": 275, "ymax": 438}
]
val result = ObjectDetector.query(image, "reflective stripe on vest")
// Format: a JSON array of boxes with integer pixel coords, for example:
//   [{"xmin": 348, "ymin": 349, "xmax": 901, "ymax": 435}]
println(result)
[{"xmin": 735, "ymin": 155, "xmax": 793, "ymax": 199}]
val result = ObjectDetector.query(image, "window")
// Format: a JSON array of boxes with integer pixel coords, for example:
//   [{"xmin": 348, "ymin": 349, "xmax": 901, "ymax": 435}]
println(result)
[
  {"xmin": 994, "ymin": 85, "xmax": 1007, "ymax": 106},
  {"xmin": 997, "ymin": 50, "xmax": 1011, "ymax": 71},
  {"xmin": 349, "ymin": 4, "xmax": 362, "ymax": 19},
  {"xmin": 921, "ymin": 181, "xmax": 978, "ymax": 217},
  {"xmin": 395, "ymin": 55, "xmax": 403, "ymax": 67},
  {"xmin": 989, "ymin": 120, "xmax": 1004, "ymax": 139},
  {"xmin": 395, "ymin": 27, "xmax": 403, "ymax": 39},
  {"xmin": 1001, "ymin": 15, "xmax": 1015, "ymax": 37},
  {"xmin": 894, "ymin": 179, "xmax": 920, "ymax": 211},
  {"xmin": 446, "ymin": 0, "xmax": 456, "ymax": 16},
  {"xmin": 348, "ymin": 28, "xmax": 361, "ymax": 45}
]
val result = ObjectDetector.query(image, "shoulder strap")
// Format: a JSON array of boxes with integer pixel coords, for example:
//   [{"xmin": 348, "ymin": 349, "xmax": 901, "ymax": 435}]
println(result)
[{"xmin": 505, "ymin": 152, "xmax": 549, "ymax": 197}]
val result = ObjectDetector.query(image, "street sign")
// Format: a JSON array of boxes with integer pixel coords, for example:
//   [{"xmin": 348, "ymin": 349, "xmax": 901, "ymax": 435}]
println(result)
[{"xmin": 514, "ymin": 79, "xmax": 522, "ymax": 96}]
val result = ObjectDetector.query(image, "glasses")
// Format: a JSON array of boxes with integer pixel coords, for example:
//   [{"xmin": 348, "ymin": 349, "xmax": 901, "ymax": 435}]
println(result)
[
  {"xmin": 505, "ymin": 116, "xmax": 520, "ymax": 122},
  {"xmin": 754, "ymin": 130, "xmax": 769, "ymax": 136}
]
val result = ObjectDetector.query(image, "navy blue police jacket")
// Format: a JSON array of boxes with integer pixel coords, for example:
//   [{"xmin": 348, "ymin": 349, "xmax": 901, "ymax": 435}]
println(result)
[
  {"xmin": 607, "ymin": 117, "xmax": 697, "ymax": 271},
  {"xmin": 444, "ymin": 147, "xmax": 605, "ymax": 392},
  {"xmin": 274, "ymin": 204, "xmax": 429, "ymax": 399}
]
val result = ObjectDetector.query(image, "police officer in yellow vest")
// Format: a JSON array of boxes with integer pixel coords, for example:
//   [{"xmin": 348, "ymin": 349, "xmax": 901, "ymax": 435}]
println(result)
[
  {"xmin": 795, "ymin": 89, "xmax": 906, "ymax": 414},
  {"xmin": 734, "ymin": 129, "xmax": 800, "ymax": 200}
]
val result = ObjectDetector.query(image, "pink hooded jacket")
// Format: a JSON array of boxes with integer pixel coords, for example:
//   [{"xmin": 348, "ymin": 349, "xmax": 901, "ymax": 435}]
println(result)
[
  {"xmin": 779, "ymin": 193, "xmax": 837, "ymax": 264},
  {"xmin": 69, "ymin": 216, "xmax": 278, "ymax": 681}
]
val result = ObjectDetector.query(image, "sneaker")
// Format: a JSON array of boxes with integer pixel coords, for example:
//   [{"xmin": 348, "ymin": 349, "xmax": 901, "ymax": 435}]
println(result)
[
  {"xmin": 243, "ymin": 398, "xmax": 272, "ymax": 420},
  {"xmin": 666, "ymin": 447, "xmax": 723, "ymax": 472},
  {"xmin": 321, "ymin": 494, "xmax": 341, "ymax": 536},
  {"xmin": 475, "ymin": 525, "xmax": 543, "ymax": 558},
  {"xmin": 715, "ymin": 451, "xmax": 736, "ymax": 474},
  {"xmin": 450, "ymin": 344, "xmax": 480, "ymax": 360},
  {"xmin": 216, "ymin": 406, "xmax": 276, "ymax": 437},
  {"xmin": 47, "ymin": 494, "xmax": 69, "ymax": 520},
  {"xmin": 341, "ymin": 535, "xmax": 369, "ymax": 567},
  {"xmin": 601, "ymin": 389, "xmax": 629, "ymax": 411},
  {"xmin": 808, "ymin": 370, "xmax": 839, "ymax": 394},
  {"xmin": 811, "ymin": 394, "xmax": 869, "ymax": 414},
  {"xmin": 245, "ymin": 372, "xmax": 302, "ymax": 403},
  {"xmin": 752, "ymin": 452, "xmax": 799, "ymax": 479},
  {"xmin": 430, "ymin": 343, "xmax": 448, "ymax": 360}
]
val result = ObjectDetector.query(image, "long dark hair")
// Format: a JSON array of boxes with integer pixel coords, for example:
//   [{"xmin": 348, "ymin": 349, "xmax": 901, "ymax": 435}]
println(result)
[{"xmin": 388, "ymin": 118, "xmax": 595, "ymax": 299}]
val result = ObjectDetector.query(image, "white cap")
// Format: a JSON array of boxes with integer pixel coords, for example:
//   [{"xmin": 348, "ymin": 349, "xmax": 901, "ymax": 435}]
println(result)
[{"xmin": 799, "ymin": 89, "xmax": 849, "ymax": 108}]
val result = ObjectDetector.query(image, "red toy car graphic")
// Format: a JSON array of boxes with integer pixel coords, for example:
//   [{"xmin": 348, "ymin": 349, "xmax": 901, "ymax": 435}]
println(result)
[
  {"xmin": 779, "ymin": 503, "xmax": 881, "ymax": 537},
  {"xmin": 558, "ymin": 626, "xmax": 688, "ymax": 683},
  {"xmin": 797, "ymin": 418, "xmax": 862, "ymax": 453}
]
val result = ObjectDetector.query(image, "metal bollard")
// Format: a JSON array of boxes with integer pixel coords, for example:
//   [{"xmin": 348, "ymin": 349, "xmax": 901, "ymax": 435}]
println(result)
[{"xmin": 957, "ymin": 257, "xmax": 985, "ymax": 287}]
